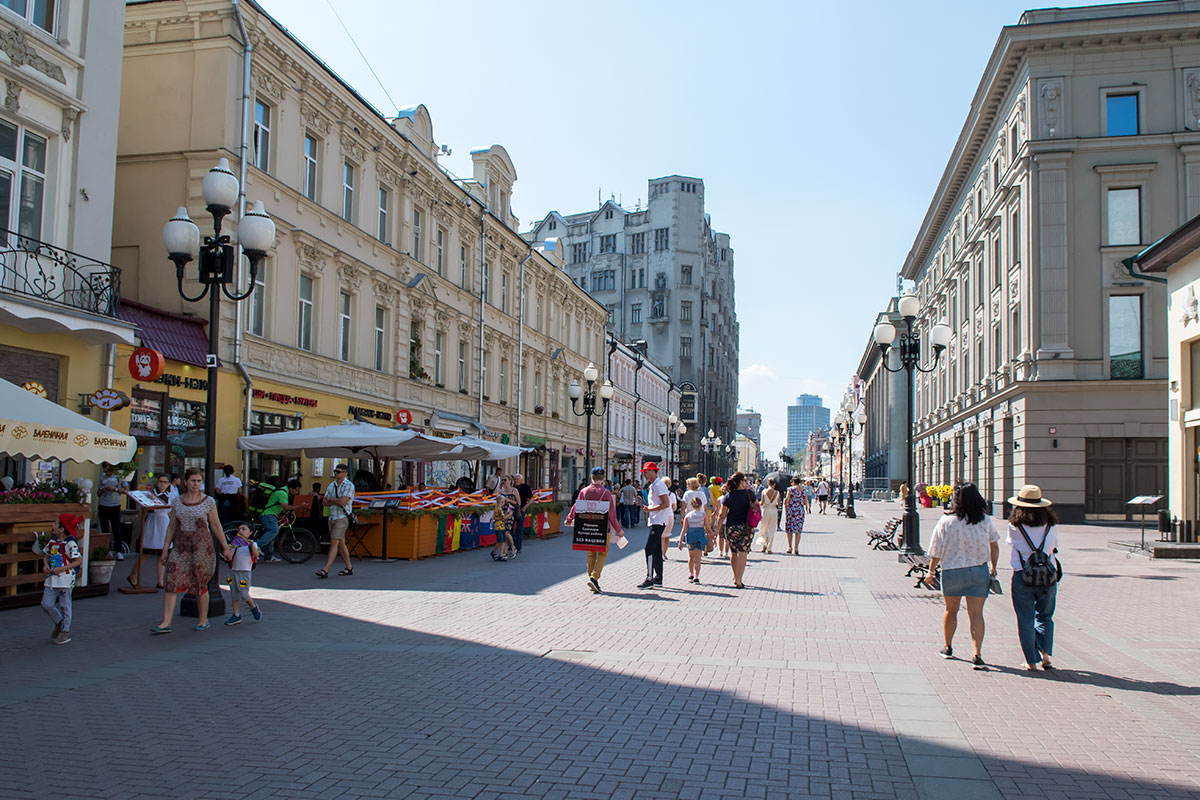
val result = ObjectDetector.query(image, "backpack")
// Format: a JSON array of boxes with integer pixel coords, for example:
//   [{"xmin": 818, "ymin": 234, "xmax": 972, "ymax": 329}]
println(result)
[
  {"xmin": 247, "ymin": 481, "xmax": 277, "ymax": 517},
  {"xmin": 1015, "ymin": 523, "xmax": 1061, "ymax": 588}
]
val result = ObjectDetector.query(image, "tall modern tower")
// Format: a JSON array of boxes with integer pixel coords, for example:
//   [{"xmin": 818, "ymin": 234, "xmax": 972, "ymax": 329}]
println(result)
[{"xmin": 787, "ymin": 394, "xmax": 829, "ymax": 454}]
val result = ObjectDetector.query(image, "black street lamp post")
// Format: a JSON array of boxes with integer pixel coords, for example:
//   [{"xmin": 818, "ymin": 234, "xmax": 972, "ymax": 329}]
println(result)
[
  {"xmin": 834, "ymin": 407, "xmax": 867, "ymax": 519},
  {"xmin": 568, "ymin": 362, "xmax": 613, "ymax": 478},
  {"xmin": 162, "ymin": 158, "xmax": 276, "ymax": 616},
  {"xmin": 872, "ymin": 292, "xmax": 951, "ymax": 555},
  {"xmin": 699, "ymin": 429, "xmax": 720, "ymax": 476},
  {"xmin": 659, "ymin": 414, "xmax": 686, "ymax": 479}
]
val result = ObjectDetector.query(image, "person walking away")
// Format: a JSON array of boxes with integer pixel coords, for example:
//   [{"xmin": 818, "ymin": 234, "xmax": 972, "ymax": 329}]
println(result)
[
  {"xmin": 565, "ymin": 466, "xmax": 623, "ymax": 593},
  {"xmin": 708, "ymin": 477, "xmax": 726, "ymax": 557},
  {"xmin": 784, "ymin": 475, "xmax": 807, "ymax": 554},
  {"xmin": 924, "ymin": 482, "xmax": 999, "ymax": 670},
  {"xmin": 492, "ymin": 476, "xmax": 520, "ymax": 561},
  {"xmin": 41, "ymin": 513, "xmax": 83, "ymax": 644},
  {"xmin": 1006, "ymin": 485, "xmax": 1061, "ymax": 671},
  {"xmin": 258, "ymin": 476, "xmax": 299, "ymax": 563},
  {"xmin": 134, "ymin": 473, "xmax": 173, "ymax": 589},
  {"xmin": 315, "ymin": 465, "xmax": 355, "ymax": 578},
  {"xmin": 677, "ymin": 495, "xmax": 711, "ymax": 584},
  {"xmin": 214, "ymin": 465, "xmax": 243, "ymax": 523},
  {"xmin": 618, "ymin": 479, "xmax": 635, "ymax": 529},
  {"xmin": 816, "ymin": 479, "xmax": 829, "ymax": 514},
  {"xmin": 306, "ymin": 482, "xmax": 326, "ymax": 538},
  {"xmin": 756, "ymin": 478, "xmax": 782, "ymax": 554},
  {"xmin": 715, "ymin": 472, "xmax": 757, "ymax": 589},
  {"xmin": 638, "ymin": 463, "xmax": 672, "ymax": 589},
  {"xmin": 152, "ymin": 468, "xmax": 232, "ymax": 633},
  {"xmin": 661, "ymin": 476, "xmax": 677, "ymax": 559},
  {"xmin": 683, "ymin": 477, "xmax": 708, "ymax": 516},
  {"xmin": 97, "ymin": 463, "xmax": 128, "ymax": 560},
  {"xmin": 512, "ymin": 474, "xmax": 534, "ymax": 554},
  {"xmin": 224, "ymin": 523, "xmax": 262, "ymax": 625}
]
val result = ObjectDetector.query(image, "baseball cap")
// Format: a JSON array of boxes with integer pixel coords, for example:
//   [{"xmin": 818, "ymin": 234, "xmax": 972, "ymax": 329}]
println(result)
[
  {"xmin": 640, "ymin": 461, "xmax": 659, "ymax": 473},
  {"xmin": 591, "ymin": 466, "xmax": 606, "ymax": 476}
]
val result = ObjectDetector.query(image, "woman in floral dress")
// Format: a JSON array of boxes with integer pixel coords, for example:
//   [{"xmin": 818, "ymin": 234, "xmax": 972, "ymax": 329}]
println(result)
[
  {"xmin": 152, "ymin": 467, "xmax": 231, "ymax": 634},
  {"xmin": 784, "ymin": 475, "xmax": 807, "ymax": 554}
]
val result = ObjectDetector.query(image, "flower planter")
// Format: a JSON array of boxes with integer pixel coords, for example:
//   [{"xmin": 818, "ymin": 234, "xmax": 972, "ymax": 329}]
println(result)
[{"xmin": 88, "ymin": 559, "xmax": 116, "ymax": 585}]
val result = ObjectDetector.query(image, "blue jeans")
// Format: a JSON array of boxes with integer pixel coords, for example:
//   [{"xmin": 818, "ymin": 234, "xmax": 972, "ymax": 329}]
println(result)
[
  {"xmin": 258, "ymin": 514, "xmax": 280, "ymax": 557},
  {"xmin": 1011, "ymin": 573, "xmax": 1057, "ymax": 664}
]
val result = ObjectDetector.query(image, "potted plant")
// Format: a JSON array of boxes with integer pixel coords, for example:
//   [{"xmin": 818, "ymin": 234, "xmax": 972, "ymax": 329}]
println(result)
[
  {"xmin": 534, "ymin": 405, "xmax": 544, "ymax": 415},
  {"xmin": 551, "ymin": 411, "xmax": 560, "ymax": 419},
  {"xmin": 88, "ymin": 545, "xmax": 116, "ymax": 585}
]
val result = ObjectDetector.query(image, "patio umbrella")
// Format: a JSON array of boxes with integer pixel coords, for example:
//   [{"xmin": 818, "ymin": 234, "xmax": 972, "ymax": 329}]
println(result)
[
  {"xmin": 447, "ymin": 434, "xmax": 529, "ymax": 461},
  {"xmin": 0, "ymin": 377, "xmax": 136, "ymax": 463},
  {"xmin": 236, "ymin": 419, "xmax": 490, "ymax": 461}
]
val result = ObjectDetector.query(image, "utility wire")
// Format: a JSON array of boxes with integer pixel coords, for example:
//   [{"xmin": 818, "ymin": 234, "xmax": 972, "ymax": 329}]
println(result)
[{"xmin": 324, "ymin": 0, "xmax": 400, "ymax": 116}]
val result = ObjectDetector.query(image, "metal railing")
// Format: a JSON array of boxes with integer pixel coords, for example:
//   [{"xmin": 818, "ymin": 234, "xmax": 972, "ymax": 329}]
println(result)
[{"xmin": 0, "ymin": 230, "xmax": 121, "ymax": 317}]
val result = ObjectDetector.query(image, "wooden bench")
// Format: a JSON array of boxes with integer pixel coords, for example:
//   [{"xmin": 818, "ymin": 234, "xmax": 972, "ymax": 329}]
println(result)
[
  {"xmin": 867, "ymin": 518, "xmax": 902, "ymax": 550},
  {"xmin": 900, "ymin": 553, "xmax": 940, "ymax": 589}
]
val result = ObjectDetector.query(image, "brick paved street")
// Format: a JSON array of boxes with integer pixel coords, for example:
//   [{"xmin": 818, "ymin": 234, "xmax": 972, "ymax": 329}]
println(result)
[{"xmin": 2, "ymin": 504, "xmax": 1199, "ymax": 800}]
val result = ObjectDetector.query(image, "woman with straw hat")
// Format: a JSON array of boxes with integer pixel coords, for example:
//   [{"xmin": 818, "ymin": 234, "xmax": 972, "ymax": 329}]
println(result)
[{"xmin": 1006, "ymin": 484, "xmax": 1061, "ymax": 671}]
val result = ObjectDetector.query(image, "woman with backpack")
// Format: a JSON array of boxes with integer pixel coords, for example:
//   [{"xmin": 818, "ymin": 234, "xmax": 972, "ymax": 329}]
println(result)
[{"xmin": 1006, "ymin": 485, "xmax": 1060, "ymax": 671}]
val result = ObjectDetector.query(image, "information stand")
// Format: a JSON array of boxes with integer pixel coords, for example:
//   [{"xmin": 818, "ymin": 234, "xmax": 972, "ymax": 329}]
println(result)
[
  {"xmin": 366, "ymin": 499, "xmax": 400, "ymax": 562},
  {"xmin": 119, "ymin": 490, "xmax": 170, "ymax": 594},
  {"xmin": 1127, "ymin": 495, "xmax": 1164, "ymax": 551}
]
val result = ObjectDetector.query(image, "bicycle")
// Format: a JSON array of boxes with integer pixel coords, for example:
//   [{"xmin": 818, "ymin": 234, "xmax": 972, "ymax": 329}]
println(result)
[{"xmin": 223, "ymin": 510, "xmax": 318, "ymax": 564}]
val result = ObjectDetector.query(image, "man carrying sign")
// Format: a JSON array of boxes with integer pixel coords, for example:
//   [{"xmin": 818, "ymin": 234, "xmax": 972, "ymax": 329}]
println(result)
[{"xmin": 566, "ymin": 466, "xmax": 623, "ymax": 594}]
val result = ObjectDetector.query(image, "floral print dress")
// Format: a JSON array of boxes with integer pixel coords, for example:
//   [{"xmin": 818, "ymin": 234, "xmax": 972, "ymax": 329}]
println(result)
[
  {"xmin": 784, "ymin": 486, "xmax": 807, "ymax": 534},
  {"xmin": 163, "ymin": 495, "xmax": 217, "ymax": 595}
]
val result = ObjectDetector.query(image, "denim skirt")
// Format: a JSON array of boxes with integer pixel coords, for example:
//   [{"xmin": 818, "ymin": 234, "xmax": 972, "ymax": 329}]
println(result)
[{"xmin": 940, "ymin": 563, "xmax": 991, "ymax": 598}]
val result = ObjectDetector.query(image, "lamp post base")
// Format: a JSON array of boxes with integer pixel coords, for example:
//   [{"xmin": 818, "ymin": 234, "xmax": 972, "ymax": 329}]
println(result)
[{"xmin": 898, "ymin": 506, "xmax": 924, "ymax": 555}]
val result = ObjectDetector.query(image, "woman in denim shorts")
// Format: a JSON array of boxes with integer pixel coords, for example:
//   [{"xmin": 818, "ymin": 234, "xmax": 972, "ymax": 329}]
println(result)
[{"xmin": 924, "ymin": 482, "xmax": 1000, "ymax": 670}]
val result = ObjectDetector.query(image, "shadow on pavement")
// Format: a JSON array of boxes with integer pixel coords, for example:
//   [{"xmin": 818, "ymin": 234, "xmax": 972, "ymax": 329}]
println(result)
[{"xmin": 990, "ymin": 664, "xmax": 1200, "ymax": 696}]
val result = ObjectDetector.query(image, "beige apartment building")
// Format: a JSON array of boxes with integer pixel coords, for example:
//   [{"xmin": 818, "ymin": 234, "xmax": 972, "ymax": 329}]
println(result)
[
  {"xmin": 114, "ymin": 0, "xmax": 605, "ymax": 495},
  {"xmin": 899, "ymin": 1, "xmax": 1200, "ymax": 522}
]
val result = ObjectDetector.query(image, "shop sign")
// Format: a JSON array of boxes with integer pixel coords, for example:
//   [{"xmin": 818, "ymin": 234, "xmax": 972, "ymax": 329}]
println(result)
[
  {"xmin": 89, "ymin": 388, "xmax": 131, "ymax": 411},
  {"xmin": 22, "ymin": 380, "xmax": 47, "ymax": 397},
  {"xmin": 155, "ymin": 373, "xmax": 208, "ymax": 391},
  {"xmin": 500, "ymin": 434, "xmax": 510, "ymax": 444},
  {"xmin": 348, "ymin": 405, "xmax": 392, "ymax": 421},
  {"xmin": 395, "ymin": 409, "xmax": 413, "ymax": 425},
  {"xmin": 678, "ymin": 392, "xmax": 698, "ymax": 424},
  {"xmin": 523, "ymin": 435, "xmax": 546, "ymax": 445},
  {"xmin": 129, "ymin": 348, "xmax": 166, "ymax": 382},
  {"xmin": 254, "ymin": 389, "xmax": 318, "ymax": 408}
]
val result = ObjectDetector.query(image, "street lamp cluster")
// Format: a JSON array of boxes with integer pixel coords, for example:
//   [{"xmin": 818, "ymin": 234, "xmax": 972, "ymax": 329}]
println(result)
[
  {"xmin": 659, "ymin": 414, "xmax": 686, "ymax": 476},
  {"xmin": 568, "ymin": 362, "xmax": 613, "ymax": 478},
  {"xmin": 873, "ymin": 290, "xmax": 951, "ymax": 554},
  {"xmin": 698, "ymin": 429, "xmax": 735, "ymax": 476},
  {"xmin": 832, "ymin": 405, "xmax": 867, "ymax": 518}
]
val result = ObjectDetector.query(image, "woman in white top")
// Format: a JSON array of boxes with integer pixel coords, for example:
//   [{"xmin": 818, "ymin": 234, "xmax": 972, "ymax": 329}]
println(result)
[
  {"xmin": 661, "ymin": 477, "xmax": 677, "ymax": 558},
  {"xmin": 1006, "ymin": 485, "xmax": 1060, "ymax": 671},
  {"xmin": 682, "ymin": 477, "xmax": 708, "ymax": 515},
  {"xmin": 925, "ymin": 482, "xmax": 999, "ymax": 670},
  {"xmin": 755, "ymin": 479, "xmax": 781, "ymax": 554}
]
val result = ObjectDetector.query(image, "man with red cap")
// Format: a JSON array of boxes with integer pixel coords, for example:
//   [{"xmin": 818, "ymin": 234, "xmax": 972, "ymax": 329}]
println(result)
[{"xmin": 638, "ymin": 461, "xmax": 672, "ymax": 589}]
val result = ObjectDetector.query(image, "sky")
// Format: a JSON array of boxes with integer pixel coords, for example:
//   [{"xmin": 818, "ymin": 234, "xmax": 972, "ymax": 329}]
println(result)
[{"xmin": 255, "ymin": 0, "xmax": 1088, "ymax": 458}]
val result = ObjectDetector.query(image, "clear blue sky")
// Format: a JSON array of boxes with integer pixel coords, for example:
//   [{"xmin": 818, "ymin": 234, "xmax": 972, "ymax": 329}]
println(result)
[{"xmin": 256, "ymin": 0, "xmax": 1098, "ymax": 457}]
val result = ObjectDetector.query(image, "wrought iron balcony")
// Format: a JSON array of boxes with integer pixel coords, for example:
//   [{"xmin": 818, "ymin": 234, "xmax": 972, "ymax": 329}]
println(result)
[{"xmin": 0, "ymin": 231, "xmax": 121, "ymax": 317}]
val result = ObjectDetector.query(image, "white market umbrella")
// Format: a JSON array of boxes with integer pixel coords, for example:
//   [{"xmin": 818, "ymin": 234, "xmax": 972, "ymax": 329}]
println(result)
[
  {"xmin": 0, "ymin": 377, "xmax": 136, "ymax": 463},
  {"xmin": 236, "ymin": 419, "xmax": 489, "ymax": 461},
  {"xmin": 448, "ymin": 434, "xmax": 529, "ymax": 461}
]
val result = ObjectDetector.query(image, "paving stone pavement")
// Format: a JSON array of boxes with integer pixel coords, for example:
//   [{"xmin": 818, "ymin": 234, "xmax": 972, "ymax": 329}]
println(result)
[{"xmin": 1, "ymin": 503, "xmax": 1198, "ymax": 799}]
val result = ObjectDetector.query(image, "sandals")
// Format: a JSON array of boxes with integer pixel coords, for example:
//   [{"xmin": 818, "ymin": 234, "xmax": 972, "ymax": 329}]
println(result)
[
  {"xmin": 315, "ymin": 569, "xmax": 329, "ymax": 579},
  {"xmin": 149, "ymin": 625, "xmax": 172, "ymax": 635},
  {"xmin": 338, "ymin": 567, "xmax": 354, "ymax": 576},
  {"xmin": 126, "ymin": 575, "xmax": 137, "ymax": 588}
]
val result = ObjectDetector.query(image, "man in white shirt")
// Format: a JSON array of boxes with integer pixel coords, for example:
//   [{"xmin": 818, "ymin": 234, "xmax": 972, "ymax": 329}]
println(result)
[
  {"xmin": 215, "ymin": 465, "xmax": 243, "ymax": 522},
  {"xmin": 817, "ymin": 479, "xmax": 830, "ymax": 514},
  {"xmin": 638, "ymin": 462, "xmax": 672, "ymax": 589}
]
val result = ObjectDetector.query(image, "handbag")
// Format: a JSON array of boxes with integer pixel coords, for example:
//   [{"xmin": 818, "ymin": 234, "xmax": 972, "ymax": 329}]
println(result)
[{"xmin": 746, "ymin": 489, "xmax": 762, "ymax": 528}]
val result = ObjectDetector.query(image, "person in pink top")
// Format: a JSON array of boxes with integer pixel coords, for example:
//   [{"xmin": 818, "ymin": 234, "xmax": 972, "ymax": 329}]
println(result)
[{"xmin": 565, "ymin": 466, "xmax": 624, "ymax": 594}]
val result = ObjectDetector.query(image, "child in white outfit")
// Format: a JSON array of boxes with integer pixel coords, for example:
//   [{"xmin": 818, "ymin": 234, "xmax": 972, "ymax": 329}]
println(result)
[{"xmin": 225, "ymin": 523, "xmax": 261, "ymax": 625}]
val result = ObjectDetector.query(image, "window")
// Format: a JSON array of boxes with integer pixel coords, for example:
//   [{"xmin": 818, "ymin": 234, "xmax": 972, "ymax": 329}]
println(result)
[
  {"xmin": 501, "ymin": 272, "xmax": 509, "ymax": 314},
  {"xmin": 1011, "ymin": 307, "xmax": 1021, "ymax": 357},
  {"xmin": 993, "ymin": 325, "xmax": 1003, "ymax": 371},
  {"xmin": 409, "ymin": 320, "xmax": 422, "ymax": 378},
  {"xmin": 548, "ymin": 219, "xmax": 557, "ymax": 231},
  {"xmin": 459, "ymin": 245, "xmax": 469, "ymax": 288},
  {"xmin": 654, "ymin": 228, "xmax": 669, "ymax": 251},
  {"xmin": 630, "ymin": 303, "xmax": 642, "ymax": 324},
  {"xmin": 630, "ymin": 232, "xmax": 646, "ymax": 254},
  {"xmin": 338, "ymin": 292, "xmax": 352, "ymax": 361},
  {"xmin": 681, "ymin": 300, "xmax": 692, "ymax": 322},
  {"xmin": 1009, "ymin": 206, "xmax": 1020, "ymax": 266},
  {"xmin": 1106, "ymin": 93, "xmax": 1139, "ymax": 137},
  {"xmin": 341, "ymin": 162, "xmax": 355, "ymax": 223},
  {"xmin": 374, "ymin": 306, "xmax": 386, "ymax": 371},
  {"xmin": 458, "ymin": 341, "xmax": 467, "ymax": 392},
  {"xmin": 482, "ymin": 261, "xmax": 490, "ymax": 304},
  {"xmin": 1009, "ymin": 123, "xmax": 1019, "ymax": 160},
  {"xmin": 600, "ymin": 234, "xmax": 616, "ymax": 253},
  {"xmin": 435, "ymin": 228, "xmax": 445, "ymax": 276},
  {"xmin": 993, "ymin": 158, "xmax": 1001, "ymax": 188},
  {"xmin": 1107, "ymin": 188, "xmax": 1141, "ymax": 246},
  {"xmin": 591, "ymin": 270, "xmax": 615, "ymax": 292},
  {"xmin": 297, "ymin": 275, "xmax": 313, "ymax": 351},
  {"xmin": 434, "ymin": 332, "xmax": 444, "ymax": 384},
  {"xmin": 0, "ymin": 119, "xmax": 45, "ymax": 240},
  {"xmin": 1, "ymin": 0, "xmax": 54, "ymax": 32},
  {"xmin": 604, "ymin": 209, "xmax": 613, "ymax": 220},
  {"xmin": 681, "ymin": 265, "xmax": 692, "ymax": 285},
  {"xmin": 411, "ymin": 209, "xmax": 423, "ymax": 263},
  {"xmin": 572, "ymin": 242, "xmax": 589, "ymax": 263},
  {"xmin": 248, "ymin": 261, "xmax": 267, "ymax": 336},
  {"xmin": 680, "ymin": 336, "xmax": 691, "ymax": 359},
  {"xmin": 377, "ymin": 186, "xmax": 390, "ymax": 244},
  {"xmin": 1109, "ymin": 295, "xmax": 1143, "ymax": 378},
  {"xmin": 991, "ymin": 234, "xmax": 1001, "ymax": 285},
  {"xmin": 303, "ymin": 134, "xmax": 319, "ymax": 201},
  {"xmin": 252, "ymin": 99, "xmax": 271, "ymax": 172},
  {"xmin": 605, "ymin": 304, "xmax": 615, "ymax": 324},
  {"xmin": 499, "ymin": 357, "xmax": 508, "ymax": 403}
]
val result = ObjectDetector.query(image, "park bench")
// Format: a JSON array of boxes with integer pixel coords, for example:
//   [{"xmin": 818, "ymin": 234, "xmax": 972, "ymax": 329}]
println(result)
[
  {"xmin": 867, "ymin": 517, "xmax": 902, "ymax": 550},
  {"xmin": 900, "ymin": 553, "xmax": 939, "ymax": 589}
]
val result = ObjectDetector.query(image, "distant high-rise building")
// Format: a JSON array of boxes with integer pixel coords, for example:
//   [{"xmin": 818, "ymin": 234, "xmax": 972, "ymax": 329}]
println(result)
[{"xmin": 787, "ymin": 394, "xmax": 829, "ymax": 454}]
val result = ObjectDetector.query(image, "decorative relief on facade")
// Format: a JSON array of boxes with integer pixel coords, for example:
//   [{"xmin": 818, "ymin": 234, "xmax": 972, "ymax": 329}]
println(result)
[
  {"xmin": 379, "ymin": 165, "xmax": 400, "ymax": 189},
  {"xmin": 1186, "ymin": 69, "xmax": 1200, "ymax": 128},
  {"xmin": 340, "ymin": 135, "xmax": 366, "ymax": 164},
  {"xmin": 300, "ymin": 100, "xmax": 331, "ymax": 135},
  {"xmin": 0, "ymin": 28, "xmax": 65, "ymax": 84},
  {"xmin": 409, "ymin": 294, "xmax": 428, "ymax": 317},
  {"xmin": 991, "ymin": 293, "xmax": 1000, "ymax": 319},
  {"xmin": 1110, "ymin": 256, "xmax": 1138, "ymax": 283},
  {"xmin": 434, "ymin": 309, "xmax": 450, "ymax": 333},
  {"xmin": 1008, "ymin": 270, "xmax": 1020, "ymax": 298},
  {"xmin": 457, "ymin": 319, "xmax": 473, "ymax": 337},
  {"xmin": 1181, "ymin": 285, "xmax": 1200, "ymax": 326},
  {"xmin": 974, "ymin": 307, "xmax": 984, "ymax": 335},
  {"xmin": 253, "ymin": 68, "xmax": 285, "ymax": 101},
  {"xmin": 60, "ymin": 107, "xmax": 77, "ymax": 141},
  {"xmin": 295, "ymin": 239, "xmax": 327, "ymax": 274},
  {"xmin": 1036, "ymin": 79, "xmax": 1062, "ymax": 138},
  {"xmin": 371, "ymin": 275, "xmax": 395, "ymax": 304},
  {"xmin": 335, "ymin": 258, "xmax": 363, "ymax": 292},
  {"xmin": 3, "ymin": 79, "xmax": 18, "ymax": 112}
]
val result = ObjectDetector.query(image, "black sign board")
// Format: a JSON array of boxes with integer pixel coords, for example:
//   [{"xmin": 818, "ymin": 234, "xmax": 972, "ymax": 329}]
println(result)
[
  {"xmin": 571, "ymin": 498, "xmax": 610, "ymax": 552},
  {"xmin": 678, "ymin": 392, "xmax": 698, "ymax": 424}
]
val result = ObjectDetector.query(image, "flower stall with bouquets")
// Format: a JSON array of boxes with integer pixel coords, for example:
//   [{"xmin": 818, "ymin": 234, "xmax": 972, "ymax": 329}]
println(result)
[
  {"xmin": 925, "ymin": 484, "xmax": 954, "ymax": 508},
  {"xmin": 349, "ymin": 488, "xmax": 562, "ymax": 560}
]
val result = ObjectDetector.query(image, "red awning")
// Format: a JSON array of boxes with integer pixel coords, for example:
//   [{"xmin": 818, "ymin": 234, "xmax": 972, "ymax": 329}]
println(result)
[{"xmin": 117, "ymin": 300, "xmax": 212, "ymax": 367}]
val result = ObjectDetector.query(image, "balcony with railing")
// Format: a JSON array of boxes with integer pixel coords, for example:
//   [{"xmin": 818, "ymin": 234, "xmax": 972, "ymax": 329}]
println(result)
[{"xmin": 0, "ymin": 231, "xmax": 121, "ymax": 317}]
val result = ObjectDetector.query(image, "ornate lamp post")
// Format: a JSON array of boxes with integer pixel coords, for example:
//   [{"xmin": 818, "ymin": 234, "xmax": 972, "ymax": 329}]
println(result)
[
  {"xmin": 726, "ymin": 442, "xmax": 737, "ymax": 474},
  {"xmin": 659, "ymin": 414, "xmax": 686, "ymax": 478},
  {"xmin": 873, "ymin": 291, "xmax": 951, "ymax": 554},
  {"xmin": 568, "ymin": 362, "xmax": 614, "ymax": 478},
  {"xmin": 162, "ymin": 158, "xmax": 275, "ymax": 616}
]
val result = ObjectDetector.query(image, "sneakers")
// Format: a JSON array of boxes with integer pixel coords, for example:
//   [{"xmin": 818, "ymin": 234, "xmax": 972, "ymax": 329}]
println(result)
[
  {"xmin": 588, "ymin": 576, "xmax": 601, "ymax": 594},
  {"xmin": 50, "ymin": 622, "xmax": 61, "ymax": 640},
  {"xmin": 637, "ymin": 579, "xmax": 655, "ymax": 589},
  {"xmin": 939, "ymin": 646, "xmax": 953, "ymax": 659},
  {"xmin": 972, "ymin": 655, "xmax": 986, "ymax": 671},
  {"xmin": 193, "ymin": 622, "xmax": 212, "ymax": 631},
  {"xmin": 224, "ymin": 614, "xmax": 242, "ymax": 626},
  {"xmin": 52, "ymin": 631, "xmax": 71, "ymax": 645},
  {"xmin": 250, "ymin": 605, "xmax": 262, "ymax": 621}
]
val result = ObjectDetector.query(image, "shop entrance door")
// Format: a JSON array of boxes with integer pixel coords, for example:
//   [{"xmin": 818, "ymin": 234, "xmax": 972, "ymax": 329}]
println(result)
[{"xmin": 1085, "ymin": 437, "xmax": 1167, "ymax": 519}]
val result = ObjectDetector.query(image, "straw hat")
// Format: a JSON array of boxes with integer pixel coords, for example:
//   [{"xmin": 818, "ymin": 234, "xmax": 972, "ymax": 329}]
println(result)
[{"xmin": 1008, "ymin": 484, "xmax": 1052, "ymax": 508}]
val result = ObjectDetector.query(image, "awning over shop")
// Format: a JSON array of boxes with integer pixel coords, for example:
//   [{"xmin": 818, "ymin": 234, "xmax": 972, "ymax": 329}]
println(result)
[
  {"xmin": 429, "ymin": 409, "xmax": 491, "ymax": 435},
  {"xmin": 0, "ymin": 377, "xmax": 136, "ymax": 463},
  {"xmin": 118, "ymin": 300, "xmax": 211, "ymax": 367}
]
